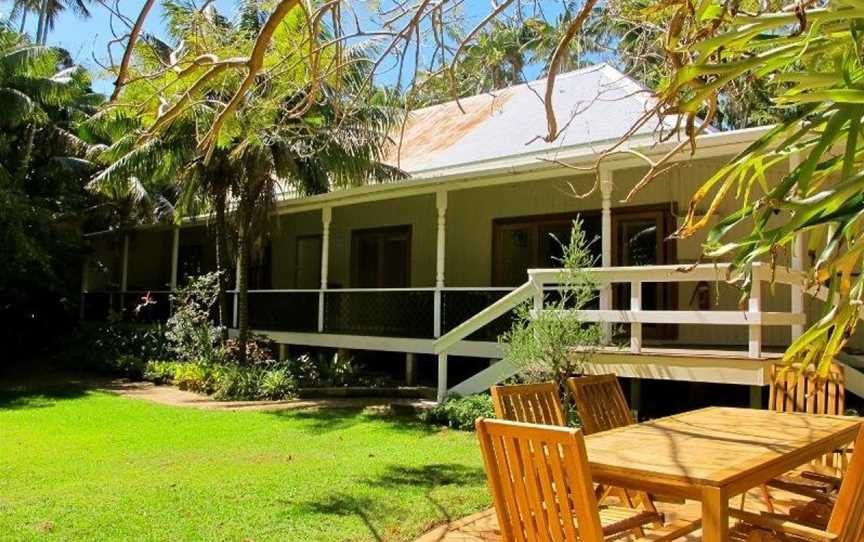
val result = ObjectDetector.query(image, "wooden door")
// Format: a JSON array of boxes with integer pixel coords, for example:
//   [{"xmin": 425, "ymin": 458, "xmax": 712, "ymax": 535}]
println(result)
[
  {"xmin": 492, "ymin": 213, "xmax": 602, "ymax": 287},
  {"xmin": 612, "ymin": 207, "xmax": 677, "ymax": 339},
  {"xmin": 351, "ymin": 226, "xmax": 411, "ymax": 288}
]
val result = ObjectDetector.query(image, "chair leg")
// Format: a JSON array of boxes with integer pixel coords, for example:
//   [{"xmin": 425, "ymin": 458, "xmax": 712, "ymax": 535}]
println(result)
[{"xmin": 760, "ymin": 484, "xmax": 775, "ymax": 514}]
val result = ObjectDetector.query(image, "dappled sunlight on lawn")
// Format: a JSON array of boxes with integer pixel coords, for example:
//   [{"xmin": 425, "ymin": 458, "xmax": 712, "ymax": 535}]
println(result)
[{"xmin": 0, "ymin": 382, "xmax": 490, "ymax": 541}]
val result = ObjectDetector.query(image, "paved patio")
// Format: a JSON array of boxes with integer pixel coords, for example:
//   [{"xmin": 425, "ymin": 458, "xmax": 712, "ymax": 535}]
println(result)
[{"xmin": 415, "ymin": 486, "xmax": 805, "ymax": 541}]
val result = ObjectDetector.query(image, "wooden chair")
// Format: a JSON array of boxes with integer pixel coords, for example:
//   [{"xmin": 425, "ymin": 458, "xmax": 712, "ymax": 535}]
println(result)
[
  {"xmin": 566, "ymin": 374, "xmax": 635, "ymax": 434},
  {"xmin": 566, "ymin": 374, "xmax": 683, "ymax": 512},
  {"xmin": 490, "ymin": 382, "xmax": 567, "ymax": 427},
  {"xmin": 761, "ymin": 363, "xmax": 849, "ymax": 511},
  {"xmin": 768, "ymin": 362, "xmax": 845, "ymax": 417},
  {"xmin": 475, "ymin": 418, "xmax": 696, "ymax": 542},
  {"xmin": 729, "ymin": 424, "xmax": 864, "ymax": 542}
]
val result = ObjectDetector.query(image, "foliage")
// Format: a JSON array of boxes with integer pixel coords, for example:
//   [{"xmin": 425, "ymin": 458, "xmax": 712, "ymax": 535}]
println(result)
[
  {"xmin": 0, "ymin": 388, "xmax": 489, "ymax": 541},
  {"xmin": 287, "ymin": 353, "xmax": 321, "ymax": 387},
  {"xmin": 420, "ymin": 393, "xmax": 496, "ymax": 431},
  {"xmin": 63, "ymin": 323, "xmax": 169, "ymax": 378},
  {"xmin": 165, "ymin": 272, "xmax": 223, "ymax": 363},
  {"xmin": 89, "ymin": 4, "xmax": 404, "ymax": 363},
  {"xmin": 284, "ymin": 351, "xmax": 364, "ymax": 388},
  {"xmin": 623, "ymin": 0, "xmax": 864, "ymax": 375},
  {"xmin": 414, "ymin": 5, "xmax": 606, "ymax": 105},
  {"xmin": 0, "ymin": 24, "xmax": 102, "ymax": 363},
  {"xmin": 499, "ymin": 219, "xmax": 601, "ymax": 387},
  {"xmin": 258, "ymin": 366, "xmax": 297, "ymax": 400},
  {"xmin": 220, "ymin": 335, "xmax": 276, "ymax": 366},
  {"xmin": 603, "ymin": 0, "xmax": 793, "ymax": 130},
  {"xmin": 142, "ymin": 359, "xmax": 296, "ymax": 401}
]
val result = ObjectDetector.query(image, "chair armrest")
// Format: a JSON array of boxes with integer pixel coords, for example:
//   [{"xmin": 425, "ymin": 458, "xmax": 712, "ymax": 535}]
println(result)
[{"xmin": 730, "ymin": 509, "xmax": 838, "ymax": 542}]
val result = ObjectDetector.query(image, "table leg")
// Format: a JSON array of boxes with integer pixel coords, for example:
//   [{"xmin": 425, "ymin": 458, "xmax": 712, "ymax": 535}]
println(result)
[{"xmin": 702, "ymin": 486, "xmax": 729, "ymax": 542}]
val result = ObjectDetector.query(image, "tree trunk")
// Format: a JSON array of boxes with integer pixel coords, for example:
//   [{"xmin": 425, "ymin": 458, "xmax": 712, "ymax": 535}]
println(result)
[
  {"xmin": 235, "ymin": 209, "xmax": 250, "ymax": 366},
  {"xmin": 19, "ymin": 9, "xmax": 28, "ymax": 34},
  {"xmin": 35, "ymin": 0, "xmax": 49, "ymax": 44},
  {"xmin": 17, "ymin": 124, "xmax": 36, "ymax": 185},
  {"xmin": 213, "ymin": 190, "xmax": 230, "ymax": 342}
]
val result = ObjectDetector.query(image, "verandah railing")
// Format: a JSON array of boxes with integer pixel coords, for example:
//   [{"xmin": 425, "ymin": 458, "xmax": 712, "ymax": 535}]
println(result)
[
  {"xmin": 80, "ymin": 286, "xmax": 522, "ymax": 339},
  {"xmin": 432, "ymin": 263, "xmax": 808, "ymax": 400}
]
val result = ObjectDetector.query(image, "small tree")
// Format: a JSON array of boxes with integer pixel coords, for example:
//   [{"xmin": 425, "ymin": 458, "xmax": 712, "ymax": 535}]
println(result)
[
  {"xmin": 500, "ymin": 219, "xmax": 601, "ymax": 389},
  {"xmin": 165, "ymin": 272, "xmax": 223, "ymax": 363}
]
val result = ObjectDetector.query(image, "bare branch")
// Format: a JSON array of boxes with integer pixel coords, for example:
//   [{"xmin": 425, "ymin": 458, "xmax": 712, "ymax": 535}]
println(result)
[{"xmin": 110, "ymin": 0, "xmax": 157, "ymax": 103}]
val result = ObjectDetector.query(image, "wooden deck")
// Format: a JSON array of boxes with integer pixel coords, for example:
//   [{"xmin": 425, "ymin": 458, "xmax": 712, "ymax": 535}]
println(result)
[{"xmin": 414, "ymin": 486, "xmax": 798, "ymax": 541}]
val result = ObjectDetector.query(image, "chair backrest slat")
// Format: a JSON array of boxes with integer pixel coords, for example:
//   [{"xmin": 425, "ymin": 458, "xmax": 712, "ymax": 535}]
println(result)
[
  {"xmin": 476, "ymin": 418, "xmax": 605, "ymax": 542},
  {"xmin": 491, "ymin": 382, "xmax": 567, "ymax": 427},
  {"xmin": 827, "ymin": 425, "xmax": 864, "ymax": 542},
  {"xmin": 768, "ymin": 363, "xmax": 845, "ymax": 415},
  {"xmin": 566, "ymin": 374, "xmax": 635, "ymax": 435}
]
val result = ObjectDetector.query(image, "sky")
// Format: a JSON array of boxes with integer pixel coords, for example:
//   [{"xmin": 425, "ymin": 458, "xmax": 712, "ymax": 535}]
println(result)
[
  {"xmin": 0, "ymin": 0, "xmax": 241, "ymax": 94},
  {"xmin": 0, "ymin": 1, "xmax": 568, "ymax": 96}
]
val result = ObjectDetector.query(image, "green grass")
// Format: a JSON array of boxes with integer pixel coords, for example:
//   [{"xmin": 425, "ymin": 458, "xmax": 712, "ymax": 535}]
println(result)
[{"xmin": 0, "ymin": 384, "xmax": 490, "ymax": 541}]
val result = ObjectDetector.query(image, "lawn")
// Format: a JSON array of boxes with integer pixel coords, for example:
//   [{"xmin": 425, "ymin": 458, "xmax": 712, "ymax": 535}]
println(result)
[{"xmin": 0, "ymin": 384, "xmax": 490, "ymax": 541}]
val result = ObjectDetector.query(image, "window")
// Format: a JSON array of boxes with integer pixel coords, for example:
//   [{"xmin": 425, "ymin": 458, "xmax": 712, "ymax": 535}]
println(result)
[
  {"xmin": 351, "ymin": 226, "xmax": 411, "ymax": 288},
  {"xmin": 492, "ymin": 213, "xmax": 602, "ymax": 286}
]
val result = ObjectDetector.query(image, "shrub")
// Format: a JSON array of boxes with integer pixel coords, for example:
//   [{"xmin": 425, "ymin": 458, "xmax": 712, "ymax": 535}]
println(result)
[
  {"xmin": 143, "ymin": 360, "xmax": 179, "ymax": 384},
  {"xmin": 220, "ymin": 336, "xmax": 275, "ymax": 366},
  {"xmin": 287, "ymin": 354, "xmax": 321, "ymax": 387},
  {"xmin": 213, "ymin": 365, "xmax": 264, "ymax": 401},
  {"xmin": 172, "ymin": 362, "xmax": 220, "ymax": 394},
  {"xmin": 259, "ymin": 368, "xmax": 297, "ymax": 400},
  {"xmin": 499, "ymin": 219, "xmax": 601, "ymax": 388},
  {"xmin": 285, "ymin": 352, "xmax": 363, "ymax": 388},
  {"xmin": 165, "ymin": 273, "xmax": 223, "ymax": 363},
  {"xmin": 64, "ymin": 323, "xmax": 170, "ymax": 377},
  {"xmin": 420, "ymin": 394, "xmax": 495, "ymax": 431},
  {"xmin": 319, "ymin": 352, "xmax": 360, "ymax": 387}
]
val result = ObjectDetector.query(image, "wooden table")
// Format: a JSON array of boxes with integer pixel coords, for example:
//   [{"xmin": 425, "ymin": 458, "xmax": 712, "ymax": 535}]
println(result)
[{"xmin": 584, "ymin": 407, "xmax": 861, "ymax": 542}]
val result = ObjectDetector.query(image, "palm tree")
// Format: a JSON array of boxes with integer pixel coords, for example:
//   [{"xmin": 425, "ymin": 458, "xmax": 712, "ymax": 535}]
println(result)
[
  {"xmin": 0, "ymin": 23, "xmax": 102, "ymax": 353},
  {"xmin": 0, "ymin": 22, "xmax": 96, "ymax": 184},
  {"xmin": 10, "ymin": 0, "xmax": 93, "ymax": 44},
  {"xmin": 89, "ymin": 2, "xmax": 403, "ymax": 363}
]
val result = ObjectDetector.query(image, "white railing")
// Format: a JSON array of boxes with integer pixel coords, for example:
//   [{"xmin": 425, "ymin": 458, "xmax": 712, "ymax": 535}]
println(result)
[{"xmin": 430, "ymin": 263, "xmax": 810, "ymax": 400}]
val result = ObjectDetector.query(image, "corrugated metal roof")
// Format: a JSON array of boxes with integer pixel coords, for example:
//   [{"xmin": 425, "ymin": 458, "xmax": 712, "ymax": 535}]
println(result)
[{"xmin": 385, "ymin": 64, "xmax": 672, "ymax": 174}]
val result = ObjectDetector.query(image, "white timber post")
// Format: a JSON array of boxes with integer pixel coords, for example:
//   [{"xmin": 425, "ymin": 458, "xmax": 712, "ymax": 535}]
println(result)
[
  {"xmin": 600, "ymin": 167, "xmax": 614, "ymax": 344},
  {"xmin": 434, "ymin": 191, "xmax": 448, "ymax": 338},
  {"xmin": 789, "ymin": 152, "xmax": 805, "ymax": 340},
  {"xmin": 120, "ymin": 233, "xmax": 130, "ymax": 313},
  {"xmin": 319, "ymin": 206, "xmax": 332, "ymax": 333},
  {"xmin": 405, "ymin": 353, "xmax": 417, "ymax": 386},
  {"xmin": 749, "ymin": 271, "xmax": 762, "ymax": 359},
  {"xmin": 170, "ymin": 227, "xmax": 180, "ymax": 291},
  {"xmin": 232, "ymin": 265, "xmax": 239, "ymax": 328},
  {"xmin": 532, "ymin": 276, "xmax": 544, "ymax": 313},
  {"xmin": 437, "ymin": 352, "xmax": 448, "ymax": 403},
  {"xmin": 630, "ymin": 280, "xmax": 642, "ymax": 353}
]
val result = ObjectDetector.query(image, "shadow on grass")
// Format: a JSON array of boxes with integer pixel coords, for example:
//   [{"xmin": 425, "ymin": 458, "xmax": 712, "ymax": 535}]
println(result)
[
  {"xmin": 298, "ymin": 463, "xmax": 487, "ymax": 541},
  {"xmin": 301, "ymin": 495, "xmax": 385, "ymax": 541},
  {"xmin": 268, "ymin": 407, "xmax": 438, "ymax": 435},
  {"xmin": 367, "ymin": 463, "xmax": 485, "ymax": 489},
  {"xmin": 0, "ymin": 382, "xmax": 92, "ymax": 410}
]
